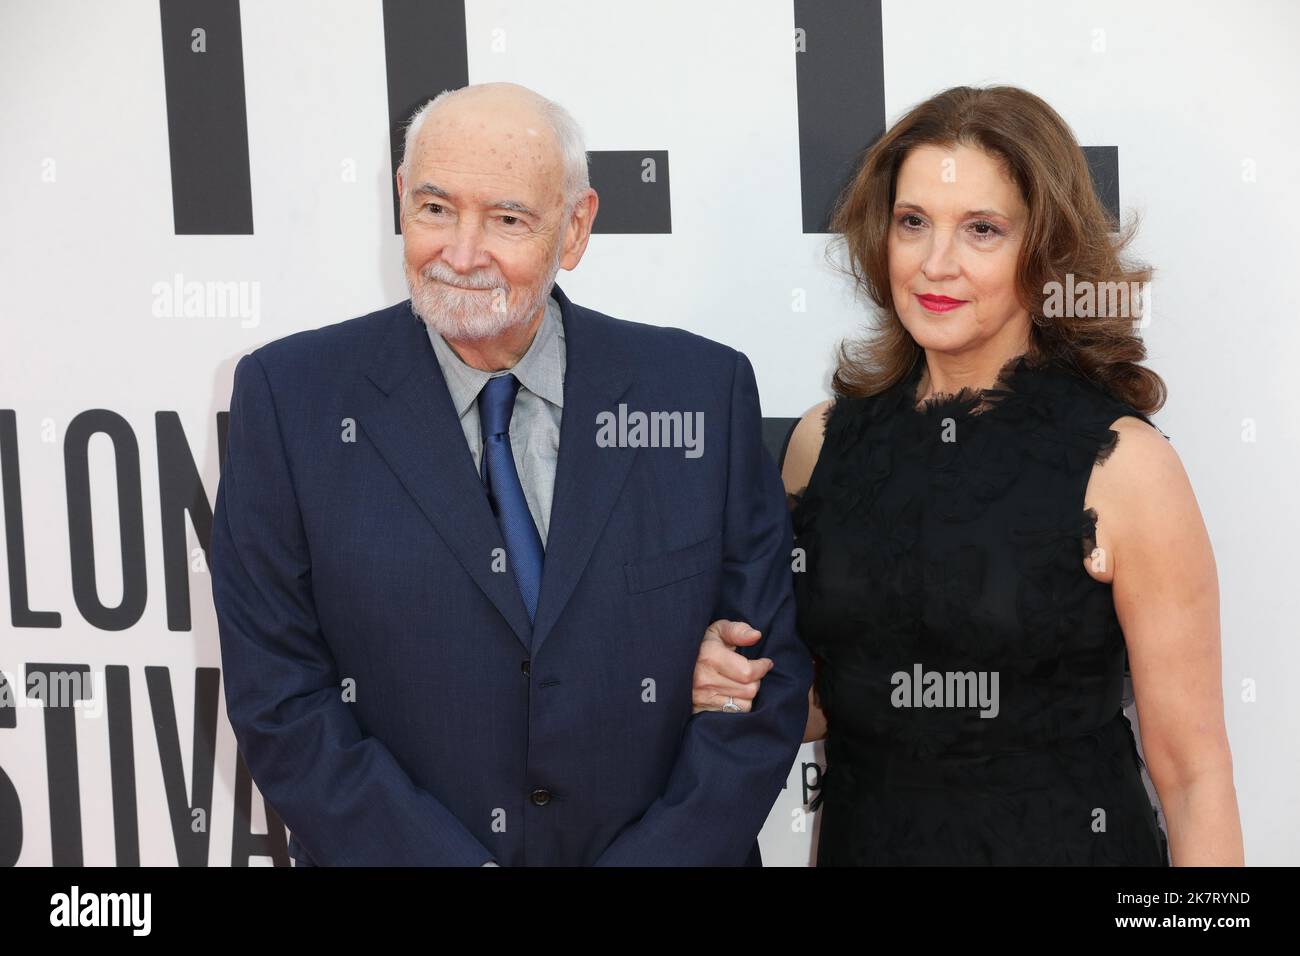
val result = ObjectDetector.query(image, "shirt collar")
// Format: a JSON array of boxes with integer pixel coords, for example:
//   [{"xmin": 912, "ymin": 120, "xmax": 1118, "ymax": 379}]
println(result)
[{"xmin": 426, "ymin": 293, "xmax": 566, "ymax": 417}]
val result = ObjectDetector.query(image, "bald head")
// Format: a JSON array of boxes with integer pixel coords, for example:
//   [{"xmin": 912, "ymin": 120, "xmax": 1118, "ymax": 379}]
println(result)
[{"xmin": 399, "ymin": 83, "xmax": 589, "ymax": 211}]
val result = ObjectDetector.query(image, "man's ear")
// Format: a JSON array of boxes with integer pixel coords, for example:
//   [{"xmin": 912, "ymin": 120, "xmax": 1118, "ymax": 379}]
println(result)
[
  {"xmin": 559, "ymin": 188, "xmax": 599, "ymax": 271},
  {"xmin": 395, "ymin": 169, "xmax": 405, "ymax": 234}
]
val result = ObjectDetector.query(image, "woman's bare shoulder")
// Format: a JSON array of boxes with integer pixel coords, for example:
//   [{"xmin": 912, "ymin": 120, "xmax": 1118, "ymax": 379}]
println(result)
[
  {"xmin": 1096, "ymin": 415, "xmax": 1183, "ymax": 488},
  {"xmin": 1086, "ymin": 414, "xmax": 1208, "ymax": 577},
  {"xmin": 783, "ymin": 399, "xmax": 835, "ymax": 495}
]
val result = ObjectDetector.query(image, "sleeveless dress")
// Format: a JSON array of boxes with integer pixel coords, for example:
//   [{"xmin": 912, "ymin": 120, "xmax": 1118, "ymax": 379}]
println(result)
[{"xmin": 791, "ymin": 351, "xmax": 1170, "ymax": 866}]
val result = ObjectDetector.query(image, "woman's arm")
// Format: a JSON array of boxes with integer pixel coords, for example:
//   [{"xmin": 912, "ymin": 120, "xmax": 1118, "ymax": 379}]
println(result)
[
  {"xmin": 1087, "ymin": 417, "xmax": 1244, "ymax": 865},
  {"xmin": 803, "ymin": 663, "xmax": 828, "ymax": 743},
  {"xmin": 785, "ymin": 402, "xmax": 833, "ymax": 742}
]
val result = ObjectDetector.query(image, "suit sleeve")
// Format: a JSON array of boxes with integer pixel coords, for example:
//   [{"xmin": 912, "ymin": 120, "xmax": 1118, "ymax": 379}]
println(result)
[
  {"xmin": 593, "ymin": 350, "xmax": 814, "ymax": 865},
  {"xmin": 210, "ymin": 353, "xmax": 494, "ymax": 866}
]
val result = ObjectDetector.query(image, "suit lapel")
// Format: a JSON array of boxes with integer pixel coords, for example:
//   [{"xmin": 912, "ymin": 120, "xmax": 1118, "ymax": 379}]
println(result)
[
  {"xmin": 353, "ymin": 287, "xmax": 636, "ymax": 659},
  {"xmin": 353, "ymin": 302, "xmax": 534, "ymax": 651},
  {"xmin": 529, "ymin": 286, "xmax": 636, "ymax": 657}
]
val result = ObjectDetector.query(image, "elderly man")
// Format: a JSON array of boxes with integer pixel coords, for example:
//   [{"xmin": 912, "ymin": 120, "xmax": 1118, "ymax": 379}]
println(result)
[{"xmin": 210, "ymin": 82, "xmax": 810, "ymax": 866}]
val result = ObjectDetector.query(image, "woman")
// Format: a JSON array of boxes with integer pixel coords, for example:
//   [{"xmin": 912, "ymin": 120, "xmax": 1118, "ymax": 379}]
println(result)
[{"xmin": 691, "ymin": 86, "xmax": 1242, "ymax": 865}]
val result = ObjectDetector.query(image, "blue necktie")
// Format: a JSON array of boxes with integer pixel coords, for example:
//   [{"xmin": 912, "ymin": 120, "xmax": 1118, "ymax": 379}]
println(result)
[{"xmin": 478, "ymin": 373, "xmax": 544, "ymax": 623}]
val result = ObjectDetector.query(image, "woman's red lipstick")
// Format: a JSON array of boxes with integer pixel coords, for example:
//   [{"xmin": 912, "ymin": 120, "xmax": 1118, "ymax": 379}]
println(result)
[{"xmin": 915, "ymin": 293, "xmax": 968, "ymax": 313}]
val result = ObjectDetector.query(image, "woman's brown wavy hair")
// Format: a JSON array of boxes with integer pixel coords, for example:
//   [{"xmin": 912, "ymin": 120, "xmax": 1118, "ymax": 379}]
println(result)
[{"xmin": 828, "ymin": 85, "xmax": 1165, "ymax": 415}]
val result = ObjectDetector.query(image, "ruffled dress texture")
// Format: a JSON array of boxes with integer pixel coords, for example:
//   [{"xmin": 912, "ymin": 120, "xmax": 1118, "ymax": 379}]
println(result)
[{"xmin": 791, "ymin": 352, "xmax": 1170, "ymax": 865}]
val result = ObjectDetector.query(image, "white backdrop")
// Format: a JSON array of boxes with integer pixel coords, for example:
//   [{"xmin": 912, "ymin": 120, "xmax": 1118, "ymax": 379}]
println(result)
[{"xmin": 2, "ymin": 0, "xmax": 1297, "ymax": 865}]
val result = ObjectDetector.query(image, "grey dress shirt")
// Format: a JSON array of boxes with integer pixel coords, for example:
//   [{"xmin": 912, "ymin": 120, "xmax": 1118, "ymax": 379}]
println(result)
[{"xmin": 425, "ymin": 294, "xmax": 565, "ymax": 548}]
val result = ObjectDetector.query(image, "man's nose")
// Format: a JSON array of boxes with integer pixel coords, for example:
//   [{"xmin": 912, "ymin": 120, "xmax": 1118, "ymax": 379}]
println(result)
[{"xmin": 441, "ymin": 218, "xmax": 489, "ymax": 274}]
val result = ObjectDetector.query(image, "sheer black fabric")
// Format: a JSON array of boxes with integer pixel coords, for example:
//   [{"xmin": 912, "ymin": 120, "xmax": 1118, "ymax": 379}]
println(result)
[{"xmin": 791, "ymin": 352, "xmax": 1169, "ymax": 865}]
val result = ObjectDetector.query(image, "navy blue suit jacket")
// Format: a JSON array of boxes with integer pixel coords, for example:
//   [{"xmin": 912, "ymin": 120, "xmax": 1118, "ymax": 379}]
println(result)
[{"xmin": 210, "ymin": 284, "xmax": 812, "ymax": 866}]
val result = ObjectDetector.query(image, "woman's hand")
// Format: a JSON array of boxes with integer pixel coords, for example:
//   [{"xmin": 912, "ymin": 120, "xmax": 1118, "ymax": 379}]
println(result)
[{"xmin": 691, "ymin": 619, "xmax": 772, "ymax": 714}]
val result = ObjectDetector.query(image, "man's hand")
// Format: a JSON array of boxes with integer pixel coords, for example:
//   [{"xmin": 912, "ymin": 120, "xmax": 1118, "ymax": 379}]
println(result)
[{"xmin": 691, "ymin": 619, "xmax": 773, "ymax": 714}]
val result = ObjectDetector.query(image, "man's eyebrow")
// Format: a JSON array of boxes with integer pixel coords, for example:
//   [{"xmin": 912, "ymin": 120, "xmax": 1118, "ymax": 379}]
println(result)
[
  {"xmin": 894, "ymin": 201, "xmax": 1011, "ymax": 220},
  {"xmin": 491, "ymin": 199, "xmax": 538, "ymax": 217},
  {"xmin": 410, "ymin": 184, "xmax": 537, "ymax": 217}
]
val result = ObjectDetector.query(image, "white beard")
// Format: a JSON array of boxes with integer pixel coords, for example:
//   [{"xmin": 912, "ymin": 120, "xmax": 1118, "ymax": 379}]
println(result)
[{"xmin": 405, "ymin": 248, "xmax": 562, "ymax": 341}]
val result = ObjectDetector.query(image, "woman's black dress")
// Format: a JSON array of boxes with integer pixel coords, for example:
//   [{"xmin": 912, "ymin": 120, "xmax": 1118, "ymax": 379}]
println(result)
[{"xmin": 791, "ymin": 352, "xmax": 1169, "ymax": 865}]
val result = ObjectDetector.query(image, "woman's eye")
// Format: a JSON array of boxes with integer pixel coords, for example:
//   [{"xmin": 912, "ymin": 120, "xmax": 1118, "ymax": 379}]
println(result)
[
  {"xmin": 898, "ymin": 214, "xmax": 925, "ymax": 229},
  {"xmin": 970, "ymin": 220, "xmax": 1001, "ymax": 238}
]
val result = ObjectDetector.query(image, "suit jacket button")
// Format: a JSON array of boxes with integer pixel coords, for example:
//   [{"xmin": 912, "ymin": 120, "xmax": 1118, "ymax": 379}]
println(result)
[
  {"xmin": 530, "ymin": 788, "xmax": 551, "ymax": 806},
  {"xmin": 521, "ymin": 659, "xmax": 530, "ymax": 677}
]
